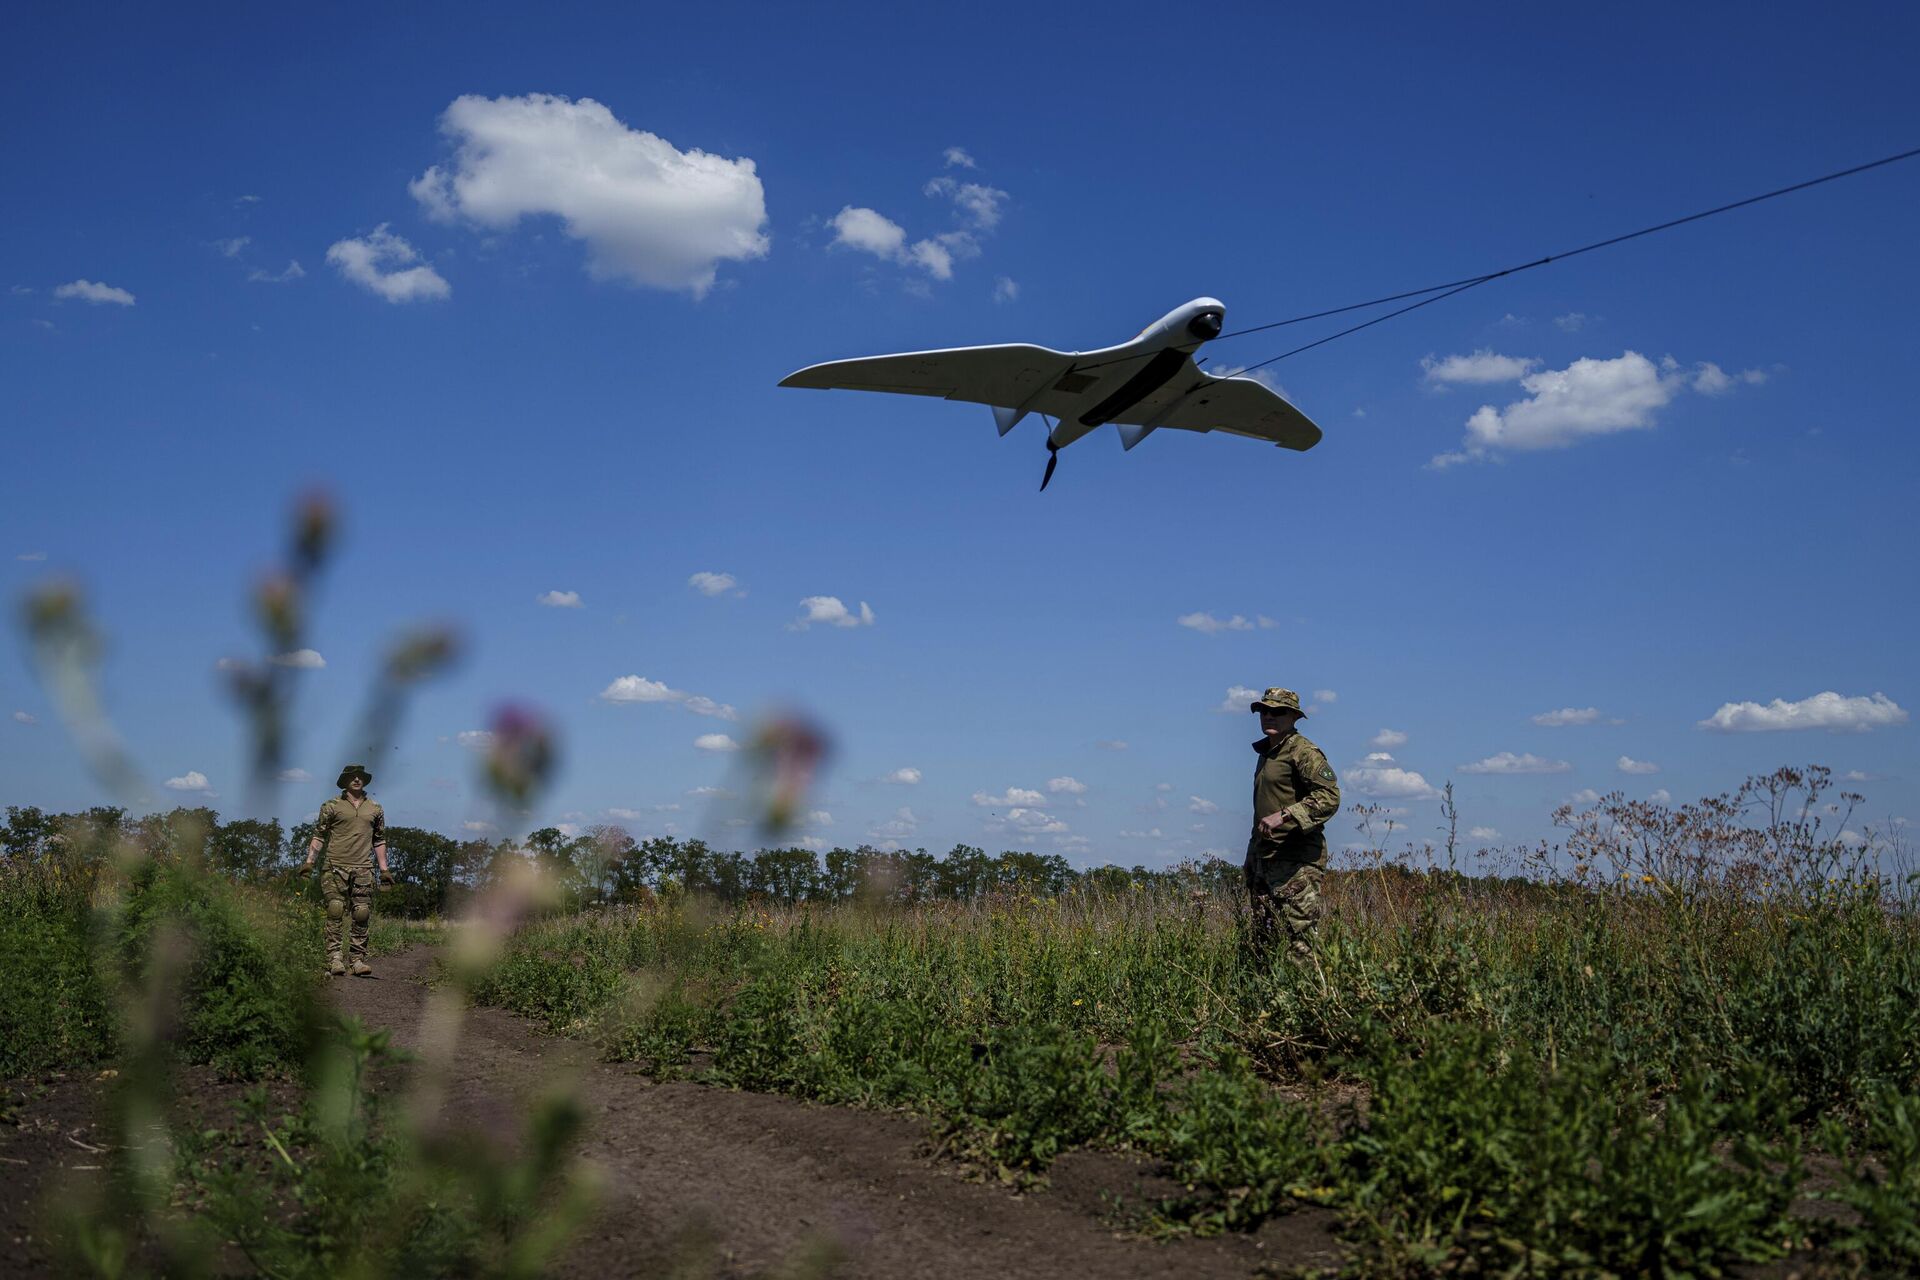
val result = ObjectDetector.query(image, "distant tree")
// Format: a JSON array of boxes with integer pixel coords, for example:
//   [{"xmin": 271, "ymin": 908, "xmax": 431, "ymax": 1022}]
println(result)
[
  {"xmin": 2, "ymin": 805, "xmax": 58, "ymax": 862},
  {"xmin": 209, "ymin": 817, "xmax": 287, "ymax": 881},
  {"xmin": 933, "ymin": 844, "xmax": 992, "ymax": 901},
  {"xmin": 384, "ymin": 826, "xmax": 460, "ymax": 915},
  {"xmin": 131, "ymin": 807, "xmax": 220, "ymax": 861},
  {"xmin": 748, "ymin": 846, "xmax": 821, "ymax": 905}
]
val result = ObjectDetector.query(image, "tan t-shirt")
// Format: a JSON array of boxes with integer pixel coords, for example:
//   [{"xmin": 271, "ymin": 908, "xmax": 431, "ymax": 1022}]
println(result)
[{"xmin": 316, "ymin": 794, "xmax": 385, "ymax": 870}]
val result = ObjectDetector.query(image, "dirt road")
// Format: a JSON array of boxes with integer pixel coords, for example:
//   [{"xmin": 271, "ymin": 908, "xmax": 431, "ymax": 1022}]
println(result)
[{"xmin": 334, "ymin": 948, "xmax": 1342, "ymax": 1278}]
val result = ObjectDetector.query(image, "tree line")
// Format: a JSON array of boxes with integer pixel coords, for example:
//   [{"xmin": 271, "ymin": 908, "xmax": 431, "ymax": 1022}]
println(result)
[{"xmin": 1, "ymin": 804, "xmax": 1234, "ymax": 916}]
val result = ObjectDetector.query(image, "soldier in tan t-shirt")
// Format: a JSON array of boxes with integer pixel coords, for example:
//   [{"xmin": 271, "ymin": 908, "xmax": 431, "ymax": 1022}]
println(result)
[
  {"xmin": 1244, "ymin": 687, "xmax": 1341, "ymax": 959},
  {"xmin": 303, "ymin": 763, "xmax": 391, "ymax": 977}
]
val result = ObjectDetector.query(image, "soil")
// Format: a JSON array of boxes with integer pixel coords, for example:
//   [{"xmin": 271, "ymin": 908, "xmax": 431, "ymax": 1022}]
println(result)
[{"xmin": 1, "ymin": 947, "xmax": 1347, "ymax": 1277}]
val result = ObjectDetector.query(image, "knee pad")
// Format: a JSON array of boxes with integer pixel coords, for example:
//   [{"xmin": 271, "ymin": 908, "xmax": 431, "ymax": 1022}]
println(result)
[
  {"xmin": 351, "ymin": 902, "xmax": 371, "ymax": 925},
  {"xmin": 326, "ymin": 898, "xmax": 345, "ymax": 919}
]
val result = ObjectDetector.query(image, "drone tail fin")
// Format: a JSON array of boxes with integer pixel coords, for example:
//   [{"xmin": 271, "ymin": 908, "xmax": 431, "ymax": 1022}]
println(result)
[
  {"xmin": 1116, "ymin": 422, "xmax": 1157, "ymax": 452},
  {"xmin": 991, "ymin": 405, "xmax": 1025, "ymax": 437}
]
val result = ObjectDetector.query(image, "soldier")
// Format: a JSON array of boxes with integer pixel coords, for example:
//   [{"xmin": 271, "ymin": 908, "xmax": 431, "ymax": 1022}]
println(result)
[
  {"xmin": 303, "ymin": 763, "xmax": 390, "ymax": 977},
  {"xmin": 1244, "ymin": 688, "xmax": 1340, "ymax": 959}
]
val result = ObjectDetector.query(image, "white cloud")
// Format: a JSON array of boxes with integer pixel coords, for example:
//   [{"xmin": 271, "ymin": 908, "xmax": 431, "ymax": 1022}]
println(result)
[
  {"xmin": 456, "ymin": 730, "xmax": 494, "ymax": 749},
  {"xmin": 1421, "ymin": 349, "xmax": 1538, "ymax": 385},
  {"xmin": 1047, "ymin": 776, "xmax": 1087, "ymax": 795},
  {"xmin": 325, "ymin": 225, "xmax": 450, "ymax": 303},
  {"xmin": 1570, "ymin": 788, "xmax": 1602, "ymax": 805},
  {"xmin": 463, "ymin": 820, "xmax": 495, "ymax": 833},
  {"xmin": 1841, "ymin": 770, "xmax": 1879, "ymax": 783},
  {"xmin": 1553, "ymin": 313, "xmax": 1590, "ymax": 332},
  {"xmin": 869, "ymin": 807, "xmax": 919, "ymax": 840},
  {"xmin": 1532, "ymin": 707, "xmax": 1604, "ymax": 727},
  {"xmin": 248, "ymin": 261, "xmax": 306, "ymax": 284},
  {"xmin": 943, "ymin": 146, "xmax": 976, "ymax": 169},
  {"xmin": 214, "ymin": 237, "xmax": 251, "ymax": 258},
  {"xmin": 276, "ymin": 768, "xmax": 312, "ymax": 783},
  {"xmin": 54, "ymin": 279, "xmax": 135, "ymax": 306},
  {"xmin": 1117, "ymin": 828, "xmax": 1166, "ymax": 840},
  {"xmin": 1179, "ymin": 612, "xmax": 1254, "ymax": 634},
  {"xmin": 164, "ymin": 770, "xmax": 213, "ymax": 794},
  {"xmin": 12, "ymin": 710, "xmax": 39, "ymax": 725},
  {"xmin": 1188, "ymin": 796, "xmax": 1219, "ymax": 815},
  {"xmin": 798, "ymin": 835, "xmax": 829, "ymax": 852},
  {"xmin": 1691, "ymin": 362, "xmax": 1767, "ymax": 395},
  {"xmin": 804, "ymin": 809, "xmax": 833, "ymax": 827},
  {"xmin": 883, "ymin": 767, "xmax": 922, "ymax": 785},
  {"xmin": 973, "ymin": 787, "xmax": 1047, "ymax": 808},
  {"xmin": 1468, "ymin": 826, "xmax": 1501, "ymax": 840},
  {"xmin": 1347, "ymin": 764, "xmax": 1440, "ymax": 800},
  {"xmin": 411, "ymin": 93, "xmax": 768, "ymax": 296},
  {"xmin": 1370, "ymin": 728, "xmax": 1408, "ymax": 749},
  {"xmin": 16, "ymin": 551, "xmax": 48, "ymax": 562},
  {"xmin": 1312, "ymin": 689, "xmax": 1337, "ymax": 704},
  {"xmin": 827, "ymin": 207, "xmax": 970, "ymax": 282},
  {"xmin": 694, "ymin": 733, "xmax": 738, "ymax": 752},
  {"xmin": 993, "ymin": 276, "xmax": 1019, "ymax": 303},
  {"xmin": 990, "ymin": 807, "xmax": 1068, "ymax": 836},
  {"xmin": 537, "ymin": 590, "xmax": 582, "ymax": 608},
  {"xmin": 607, "ymin": 807, "xmax": 646, "ymax": 821},
  {"xmin": 599, "ymin": 675, "xmax": 737, "ymax": 720},
  {"xmin": 1650, "ymin": 789, "xmax": 1673, "ymax": 805},
  {"xmin": 270, "ymin": 648, "xmax": 326, "ymax": 669},
  {"xmin": 1095, "ymin": 739, "xmax": 1128, "ymax": 751},
  {"xmin": 923, "ymin": 177, "xmax": 1008, "ymax": 230},
  {"xmin": 1617, "ymin": 755, "xmax": 1660, "ymax": 775},
  {"xmin": 1459, "ymin": 752, "xmax": 1571, "ymax": 775},
  {"xmin": 1257, "ymin": 616, "xmax": 1279, "ymax": 629},
  {"xmin": 1219, "ymin": 685, "xmax": 1261, "ymax": 712},
  {"xmin": 1698, "ymin": 691, "xmax": 1907, "ymax": 733},
  {"xmin": 1364, "ymin": 752, "xmax": 1396, "ymax": 763},
  {"xmin": 792, "ymin": 596, "xmax": 874, "ymax": 629},
  {"xmin": 1431, "ymin": 350, "xmax": 1760, "ymax": 467},
  {"xmin": 688, "ymin": 571, "xmax": 739, "ymax": 597}
]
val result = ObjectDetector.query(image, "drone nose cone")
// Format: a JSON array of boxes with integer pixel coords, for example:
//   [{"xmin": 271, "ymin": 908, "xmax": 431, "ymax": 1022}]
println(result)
[{"xmin": 1187, "ymin": 310, "xmax": 1224, "ymax": 341}]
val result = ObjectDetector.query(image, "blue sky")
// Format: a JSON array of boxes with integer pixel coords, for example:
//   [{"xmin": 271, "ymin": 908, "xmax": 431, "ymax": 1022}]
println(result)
[{"xmin": 4, "ymin": 1, "xmax": 1916, "ymax": 868}]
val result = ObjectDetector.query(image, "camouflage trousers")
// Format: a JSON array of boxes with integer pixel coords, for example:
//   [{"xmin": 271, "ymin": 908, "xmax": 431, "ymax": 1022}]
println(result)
[
  {"xmin": 325, "ymin": 866, "xmax": 375, "ymax": 962},
  {"xmin": 1244, "ymin": 841, "xmax": 1324, "ymax": 958}
]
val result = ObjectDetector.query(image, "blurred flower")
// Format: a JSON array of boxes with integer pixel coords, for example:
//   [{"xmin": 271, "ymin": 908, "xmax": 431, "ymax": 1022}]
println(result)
[
  {"xmin": 385, "ymin": 627, "xmax": 460, "ymax": 684},
  {"xmin": 747, "ymin": 713, "xmax": 830, "ymax": 834},
  {"xmin": 291, "ymin": 490, "xmax": 334, "ymax": 575},
  {"xmin": 483, "ymin": 703, "xmax": 557, "ymax": 806}
]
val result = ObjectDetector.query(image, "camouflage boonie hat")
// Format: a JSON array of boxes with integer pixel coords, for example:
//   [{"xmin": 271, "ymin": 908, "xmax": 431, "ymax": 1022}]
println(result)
[
  {"xmin": 1248, "ymin": 687, "xmax": 1306, "ymax": 717},
  {"xmin": 335, "ymin": 763, "xmax": 373, "ymax": 789}
]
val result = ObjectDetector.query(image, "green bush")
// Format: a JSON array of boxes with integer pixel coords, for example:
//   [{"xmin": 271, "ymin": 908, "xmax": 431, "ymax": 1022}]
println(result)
[{"xmin": 0, "ymin": 864, "xmax": 114, "ymax": 1076}]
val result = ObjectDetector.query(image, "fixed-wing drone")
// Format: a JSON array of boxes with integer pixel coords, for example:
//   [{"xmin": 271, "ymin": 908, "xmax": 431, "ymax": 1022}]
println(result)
[{"xmin": 778, "ymin": 298, "xmax": 1323, "ymax": 490}]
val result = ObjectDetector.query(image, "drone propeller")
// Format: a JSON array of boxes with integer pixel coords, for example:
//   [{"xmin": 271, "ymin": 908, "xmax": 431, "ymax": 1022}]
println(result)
[{"xmin": 1039, "ymin": 416, "xmax": 1060, "ymax": 492}]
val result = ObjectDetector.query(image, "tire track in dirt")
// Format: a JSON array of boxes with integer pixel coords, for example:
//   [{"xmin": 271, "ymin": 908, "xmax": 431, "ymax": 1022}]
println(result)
[{"xmin": 334, "ymin": 947, "xmax": 1342, "ymax": 1278}]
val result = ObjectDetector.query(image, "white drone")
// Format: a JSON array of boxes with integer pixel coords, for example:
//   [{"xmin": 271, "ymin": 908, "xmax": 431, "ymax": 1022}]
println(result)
[{"xmin": 779, "ymin": 298, "xmax": 1323, "ymax": 490}]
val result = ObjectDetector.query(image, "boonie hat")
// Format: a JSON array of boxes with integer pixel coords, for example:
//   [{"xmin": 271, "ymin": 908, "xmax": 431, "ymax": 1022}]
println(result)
[
  {"xmin": 335, "ymin": 763, "xmax": 373, "ymax": 789},
  {"xmin": 1248, "ymin": 687, "xmax": 1306, "ymax": 717}
]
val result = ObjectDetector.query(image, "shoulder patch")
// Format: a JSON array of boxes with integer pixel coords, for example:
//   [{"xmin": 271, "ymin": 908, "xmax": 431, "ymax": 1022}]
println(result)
[{"xmin": 1318, "ymin": 765, "xmax": 1337, "ymax": 782}]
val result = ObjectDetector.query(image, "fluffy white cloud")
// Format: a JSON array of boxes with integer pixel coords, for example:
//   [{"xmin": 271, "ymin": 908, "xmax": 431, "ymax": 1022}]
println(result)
[
  {"xmin": 1459, "ymin": 752, "xmax": 1571, "ymax": 775},
  {"xmin": 1650, "ymin": 789, "xmax": 1673, "ymax": 805},
  {"xmin": 1698, "ymin": 691, "xmax": 1907, "ymax": 733},
  {"xmin": 993, "ymin": 276, "xmax": 1019, "ymax": 303},
  {"xmin": 537, "ymin": 590, "xmax": 582, "ymax": 608},
  {"xmin": 1570, "ymin": 788, "xmax": 1602, "ymax": 805},
  {"xmin": 992, "ymin": 807, "xmax": 1068, "ymax": 836},
  {"xmin": 249, "ymin": 261, "xmax": 306, "ymax": 284},
  {"xmin": 599, "ymin": 675, "xmax": 737, "ymax": 720},
  {"xmin": 463, "ymin": 820, "xmax": 495, "ymax": 833},
  {"xmin": 1432, "ymin": 350, "xmax": 1765, "ymax": 467},
  {"xmin": 16, "ymin": 551, "xmax": 48, "ymax": 561},
  {"xmin": 1047, "ymin": 776, "xmax": 1087, "ymax": 795},
  {"xmin": 456, "ymin": 730, "xmax": 494, "ymax": 749},
  {"xmin": 411, "ymin": 94, "xmax": 768, "ymax": 296},
  {"xmin": 688, "ymin": 571, "xmax": 739, "ymax": 597},
  {"xmin": 1553, "ymin": 313, "xmax": 1590, "ymax": 332},
  {"xmin": 828, "ymin": 207, "xmax": 971, "ymax": 282},
  {"xmin": 54, "ymin": 279, "xmax": 135, "ymax": 306},
  {"xmin": 1617, "ymin": 756, "xmax": 1660, "ymax": 775},
  {"xmin": 869, "ymin": 807, "xmax": 920, "ymax": 840},
  {"xmin": 325, "ymin": 225, "xmax": 450, "ymax": 303},
  {"xmin": 1532, "ymin": 707, "xmax": 1604, "ymax": 727},
  {"xmin": 973, "ymin": 787, "xmax": 1047, "ymax": 808},
  {"xmin": 1188, "ymin": 796, "xmax": 1219, "ymax": 815},
  {"xmin": 14, "ymin": 710, "xmax": 40, "ymax": 724},
  {"xmin": 792, "ymin": 596, "xmax": 874, "ymax": 629},
  {"xmin": 277, "ymin": 768, "xmax": 312, "ymax": 783},
  {"xmin": 1219, "ymin": 685, "xmax": 1262, "ymax": 712},
  {"xmin": 214, "ymin": 237, "xmax": 250, "ymax": 258},
  {"xmin": 694, "ymin": 733, "xmax": 739, "ymax": 752},
  {"xmin": 1117, "ymin": 827, "xmax": 1166, "ymax": 840},
  {"xmin": 165, "ymin": 770, "xmax": 213, "ymax": 794},
  {"xmin": 1347, "ymin": 764, "xmax": 1439, "ymax": 800},
  {"xmin": 1179, "ymin": 612, "xmax": 1254, "ymax": 634},
  {"xmin": 270, "ymin": 648, "xmax": 326, "ymax": 669},
  {"xmin": 883, "ymin": 767, "xmax": 922, "ymax": 785},
  {"xmin": 923, "ymin": 177, "xmax": 1008, "ymax": 229},
  {"xmin": 1312, "ymin": 689, "xmax": 1338, "ymax": 704},
  {"xmin": 1421, "ymin": 349, "xmax": 1537, "ymax": 385},
  {"xmin": 1370, "ymin": 728, "xmax": 1408, "ymax": 749},
  {"xmin": 1469, "ymin": 826, "xmax": 1502, "ymax": 840},
  {"xmin": 943, "ymin": 147, "xmax": 977, "ymax": 169}
]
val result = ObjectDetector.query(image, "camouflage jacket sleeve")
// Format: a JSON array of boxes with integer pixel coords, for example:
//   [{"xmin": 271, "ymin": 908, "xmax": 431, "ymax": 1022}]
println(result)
[
  {"xmin": 1284, "ymin": 740, "xmax": 1341, "ymax": 832},
  {"xmin": 315, "ymin": 799, "xmax": 337, "ymax": 841},
  {"xmin": 370, "ymin": 805, "xmax": 386, "ymax": 847}
]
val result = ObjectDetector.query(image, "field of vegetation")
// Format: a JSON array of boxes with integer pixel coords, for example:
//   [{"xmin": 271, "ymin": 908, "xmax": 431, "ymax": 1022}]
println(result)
[{"xmin": 4, "ymin": 767, "xmax": 1916, "ymax": 1277}]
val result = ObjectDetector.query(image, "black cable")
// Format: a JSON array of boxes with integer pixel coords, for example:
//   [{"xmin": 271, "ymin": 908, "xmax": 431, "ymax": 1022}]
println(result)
[{"xmin": 1074, "ymin": 145, "xmax": 1920, "ymax": 375}]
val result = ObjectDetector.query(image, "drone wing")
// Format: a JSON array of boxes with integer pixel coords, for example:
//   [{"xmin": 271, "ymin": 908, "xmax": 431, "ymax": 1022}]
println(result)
[
  {"xmin": 1151, "ymin": 372, "xmax": 1323, "ymax": 451},
  {"xmin": 778, "ymin": 343, "xmax": 1088, "ymax": 418}
]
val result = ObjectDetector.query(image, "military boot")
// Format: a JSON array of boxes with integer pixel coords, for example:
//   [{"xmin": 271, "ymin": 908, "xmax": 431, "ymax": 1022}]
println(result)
[
  {"xmin": 351, "ymin": 959, "xmax": 374, "ymax": 978},
  {"xmin": 328, "ymin": 956, "xmax": 346, "ymax": 977}
]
